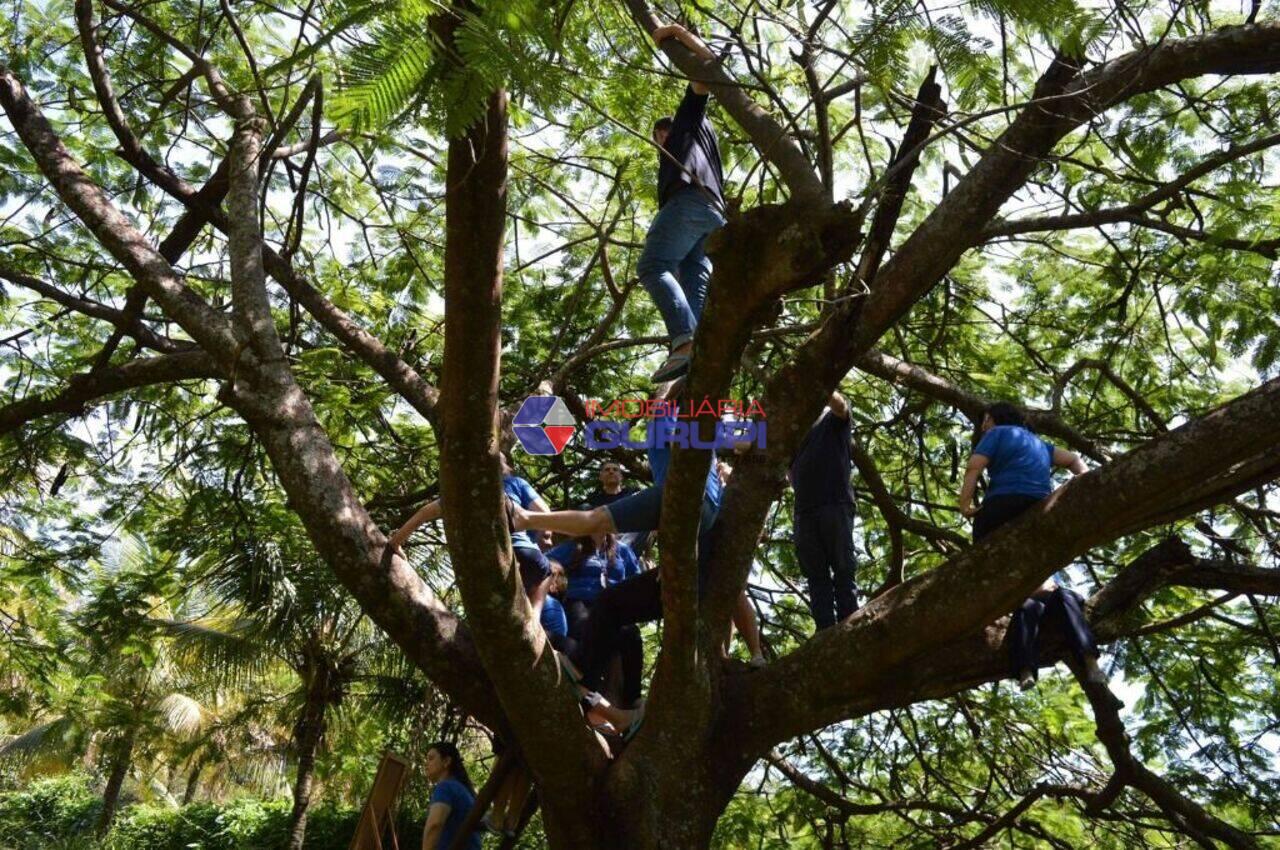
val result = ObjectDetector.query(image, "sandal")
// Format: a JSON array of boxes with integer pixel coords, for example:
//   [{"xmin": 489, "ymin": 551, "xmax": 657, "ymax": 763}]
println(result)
[{"xmin": 651, "ymin": 351, "xmax": 691, "ymax": 383}]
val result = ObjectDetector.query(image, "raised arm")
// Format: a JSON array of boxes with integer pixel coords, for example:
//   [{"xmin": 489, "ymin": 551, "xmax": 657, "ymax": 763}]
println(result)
[
  {"xmin": 1052, "ymin": 446, "xmax": 1088, "ymax": 475},
  {"xmin": 957, "ymin": 454, "xmax": 989, "ymax": 518},
  {"xmin": 828, "ymin": 391, "xmax": 849, "ymax": 419},
  {"xmin": 652, "ymin": 23, "xmax": 714, "ymax": 94},
  {"xmin": 390, "ymin": 499, "xmax": 443, "ymax": 550}
]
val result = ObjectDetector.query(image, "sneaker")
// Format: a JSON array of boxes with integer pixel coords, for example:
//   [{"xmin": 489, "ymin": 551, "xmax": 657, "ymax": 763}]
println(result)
[
  {"xmin": 748, "ymin": 653, "xmax": 766, "ymax": 669},
  {"xmin": 1084, "ymin": 657, "xmax": 1108, "ymax": 685},
  {"xmin": 1018, "ymin": 671, "xmax": 1036, "ymax": 691}
]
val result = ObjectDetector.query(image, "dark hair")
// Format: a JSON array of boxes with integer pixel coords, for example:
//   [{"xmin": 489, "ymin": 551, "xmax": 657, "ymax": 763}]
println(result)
[
  {"xmin": 427, "ymin": 742, "xmax": 474, "ymax": 792},
  {"xmin": 565, "ymin": 534, "xmax": 618, "ymax": 575},
  {"xmin": 653, "ymin": 116, "xmax": 673, "ymax": 135},
  {"xmin": 984, "ymin": 402, "xmax": 1026, "ymax": 428}
]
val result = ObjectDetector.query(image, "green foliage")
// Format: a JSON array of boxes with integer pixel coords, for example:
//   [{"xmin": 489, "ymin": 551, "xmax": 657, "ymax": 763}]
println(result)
[
  {"xmin": 1, "ymin": 0, "xmax": 1278, "ymax": 844},
  {"xmin": 0, "ymin": 774, "xmax": 102, "ymax": 849}
]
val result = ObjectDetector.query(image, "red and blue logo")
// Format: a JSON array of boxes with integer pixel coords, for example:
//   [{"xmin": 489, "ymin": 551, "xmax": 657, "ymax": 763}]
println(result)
[{"xmin": 513, "ymin": 396, "xmax": 576, "ymax": 455}]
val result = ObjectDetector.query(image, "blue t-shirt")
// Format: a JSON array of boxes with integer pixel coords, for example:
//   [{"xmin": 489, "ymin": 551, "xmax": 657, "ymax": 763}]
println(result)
[
  {"xmin": 974, "ymin": 426, "xmax": 1054, "ymax": 499},
  {"xmin": 503, "ymin": 474, "xmax": 542, "ymax": 551},
  {"xmin": 540, "ymin": 596, "xmax": 568, "ymax": 637},
  {"xmin": 547, "ymin": 541, "xmax": 642, "ymax": 603},
  {"xmin": 647, "ymin": 411, "xmax": 723, "ymax": 512},
  {"xmin": 430, "ymin": 777, "xmax": 480, "ymax": 850}
]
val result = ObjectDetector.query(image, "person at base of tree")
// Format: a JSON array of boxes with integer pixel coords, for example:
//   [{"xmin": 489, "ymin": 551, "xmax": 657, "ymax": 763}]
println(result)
[
  {"xmin": 390, "ymin": 454, "xmax": 554, "ymax": 615},
  {"xmin": 957, "ymin": 401, "xmax": 1107, "ymax": 689},
  {"xmin": 546, "ymin": 533, "xmax": 646, "ymax": 706},
  {"xmin": 641, "ymin": 21, "xmax": 728, "ymax": 383},
  {"xmin": 789, "ymin": 391, "xmax": 859, "ymax": 631},
  {"xmin": 421, "ymin": 742, "xmax": 481, "ymax": 850}
]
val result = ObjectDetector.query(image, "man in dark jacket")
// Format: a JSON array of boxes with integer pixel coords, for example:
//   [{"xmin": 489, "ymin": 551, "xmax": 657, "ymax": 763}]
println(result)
[
  {"xmin": 790, "ymin": 391, "xmax": 859, "ymax": 630},
  {"xmin": 642, "ymin": 22, "xmax": 727, "ymax": 383}
]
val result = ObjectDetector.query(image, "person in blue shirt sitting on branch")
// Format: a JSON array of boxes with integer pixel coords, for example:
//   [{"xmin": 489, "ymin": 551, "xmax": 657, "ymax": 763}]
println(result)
[{"xmin": 957, "ymin": 401, "xmax": 1109, "ymax": 691}]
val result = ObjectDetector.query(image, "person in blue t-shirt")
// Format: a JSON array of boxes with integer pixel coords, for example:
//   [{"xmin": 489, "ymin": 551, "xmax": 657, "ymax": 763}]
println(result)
[
  {"xmin": 390, "ymin": 454, "xmax": 555, "ymax": 614},
  {"xmin": 545, "ymin": 534, "xmax": 645, "ymax": 706},
  {"xmin": 510, "ymin": 393, "xmax": 732, "ymax": 718},
  {"xmin": 957, "ymin": 402, "xmax": 1109, "ymax": 691},
  {"xmin": 421, "ymin": 742, "xmax": 480, "ymax": 850}
]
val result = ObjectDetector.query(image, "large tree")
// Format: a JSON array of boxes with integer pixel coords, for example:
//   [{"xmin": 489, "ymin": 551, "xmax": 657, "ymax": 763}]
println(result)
[{"xmin": 2, "ymin": 0, "xmax": 1278, "ymax": 846}]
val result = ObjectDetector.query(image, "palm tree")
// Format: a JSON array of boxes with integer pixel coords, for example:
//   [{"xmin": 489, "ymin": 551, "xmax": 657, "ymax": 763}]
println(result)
[
  {"xmin": 164, "ymin": 519, "xmax": 413, "ymax": 850},
  {"xmin": 0, "ymin": 538, "xmax": 210, "ymax": 834}
]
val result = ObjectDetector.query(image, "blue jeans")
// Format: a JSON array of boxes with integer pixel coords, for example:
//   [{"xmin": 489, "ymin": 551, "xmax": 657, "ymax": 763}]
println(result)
[{"xmin": 637, "ymin": 189, "xmax": 727, "ymax": 348}]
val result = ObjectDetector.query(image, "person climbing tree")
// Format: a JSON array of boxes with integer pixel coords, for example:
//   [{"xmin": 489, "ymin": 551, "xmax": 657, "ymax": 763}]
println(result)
[
  {"xmin": 789, "ymin": 391, "xmax": 859, "ymax": 630},
  {"xmin": 641, "ymin": 20, "xmax": 727, "ymax": 383},
  {"xmin": 586, "ymin": 461, "xmax": 649, "ymax": 554},
  {"xmin": 545, "ymin": 532, "xmax": 645, "ymax": 706},
  {"xmin": 421, "ymin": 743, "xmax": 481, "ymax": 850},
  {"xmin": 511, "ymin": 397, "xmax": 727, "ymax": 698},
  {"xmin": 585, "ymin": 461, "xmax": 638, "ymax": 508},
  {"xmin": 390, "ymin": 455, "xmax": 554, "ymax": 614},
  {"xmin": 958, "ymin": 402, "xmax": 1108, "ymax": 689},
  {"xmin": 717, "ymin": 459, "xmax": 766, "ymax": 667}
]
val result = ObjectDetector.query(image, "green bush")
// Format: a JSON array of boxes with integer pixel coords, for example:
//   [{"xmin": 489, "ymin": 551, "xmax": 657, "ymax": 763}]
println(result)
[
  {"xmin": 0, "ymin": 776, "xmax": 392, "ymax": 850},
  {"xmin": 0, "ymin": 773, "xmax": 102, "ymax": 849}
]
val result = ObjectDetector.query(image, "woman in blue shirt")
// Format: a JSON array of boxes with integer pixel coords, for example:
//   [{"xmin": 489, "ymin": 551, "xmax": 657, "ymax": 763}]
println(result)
[
  {"xmin": 545, "ymin": 534, "xmax": 645, "ymax": 707},
  {"xmin": 421, "ymin": 742, "xmax": 481, "ymax": 850},
  {"xmin": 957, "ymin": 402, "xmax": 1108, "ymax": 691}
]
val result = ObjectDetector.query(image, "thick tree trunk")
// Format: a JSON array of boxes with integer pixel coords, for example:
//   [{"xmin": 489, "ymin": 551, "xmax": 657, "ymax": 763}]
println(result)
[
  {"xmin": 286, "ymin": 665, "xmax": 330, "ymax": 850},
  {"xmin": 96, "ymin": 727, "xmax": 136, "ymax": 835}
]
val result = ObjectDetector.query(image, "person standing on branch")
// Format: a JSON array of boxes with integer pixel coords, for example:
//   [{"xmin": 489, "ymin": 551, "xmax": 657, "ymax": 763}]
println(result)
[
  {"xmin": 789, "ymin": 392, "xmax": 860, "ymax": 631},
  {"xmin": 642, "ymin": 20, "xmax": 727, "ymax": 383}
]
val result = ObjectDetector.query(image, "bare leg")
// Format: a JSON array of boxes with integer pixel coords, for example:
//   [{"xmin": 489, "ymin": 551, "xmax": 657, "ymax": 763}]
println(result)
[
  {"xmin": 733, "ymin": 591, "xmax": 765, "ymax": 666},
  {"xmin": 513, "ymin": 504, "xmax": 615, "ymax": 537}
]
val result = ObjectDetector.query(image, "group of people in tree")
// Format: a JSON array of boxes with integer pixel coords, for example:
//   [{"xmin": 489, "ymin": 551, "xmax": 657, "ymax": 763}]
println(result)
[{"xmin": 404, "ymin": 19, "xmax": 1112, "ymax": 848}]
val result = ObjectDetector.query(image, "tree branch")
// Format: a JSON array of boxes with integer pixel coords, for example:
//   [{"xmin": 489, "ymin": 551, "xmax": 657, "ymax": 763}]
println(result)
[
  {"xmin": 0, "ymin": 351, "xmax": 221, "ymax": 438},
  {"xmin": 620, "ymin": 0, "xmax": 826, "ymax": 202}
]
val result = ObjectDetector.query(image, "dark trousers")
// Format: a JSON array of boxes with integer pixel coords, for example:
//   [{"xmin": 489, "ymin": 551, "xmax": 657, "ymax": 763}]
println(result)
[
  {"xmin": 566, "ymin": 598, "xmax": 643, "ymax": 705},
  {"xmin": 1010, "ymin": 588, "xmax": 1098, "ymax": 679},
  {"xmin": 972, "ymin": 494, "xmax": 1042, "ymax": 542},
  {"xmin": 793, "ymin": 503, "xmax": 859, "ymax": 630},
  {"xmin": 573, "ymin": 503, "xmax": 718, "ymax": 693},
  {"xmin": 574, "ymin": 570, "xmax": 663, "ymax": 694},
  {"xmin": 514, "ymin": 546, "xmax": 551, "ymax": 590},
  {"xmin": 972, "ymin": 494, "xmax": 1100, "ymax": 679},
  {"xmin": 564, "ymin": 599, "xmax": 592, "ymax": 641}
]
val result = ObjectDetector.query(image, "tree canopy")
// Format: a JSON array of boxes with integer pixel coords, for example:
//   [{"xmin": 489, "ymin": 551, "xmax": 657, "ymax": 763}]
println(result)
[{"xmin": 1, "ymin": 0, "xmax": 1278, "ymax": 847}]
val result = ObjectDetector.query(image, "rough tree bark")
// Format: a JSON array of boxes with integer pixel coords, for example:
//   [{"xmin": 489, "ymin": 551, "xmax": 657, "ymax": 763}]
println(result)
[
  {"xmin": 96, "ymin": 726, "xmax": 136, "ymax": 835},
  {"xmin": 286, "ymin": 654, "xmax": 332, "ymax": 850}
]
